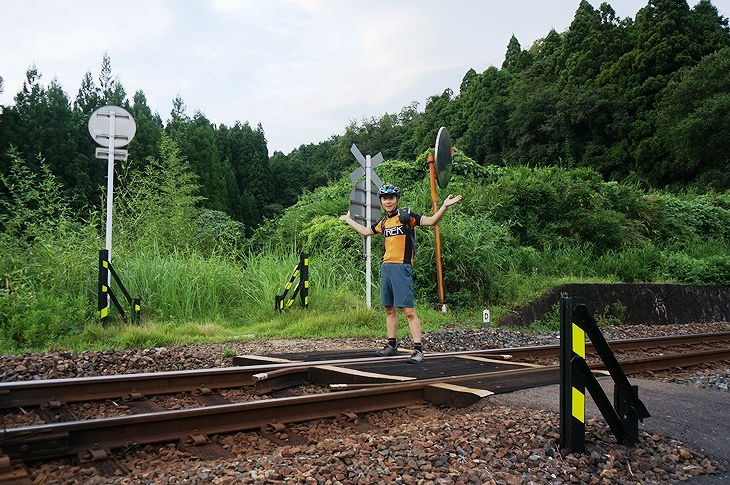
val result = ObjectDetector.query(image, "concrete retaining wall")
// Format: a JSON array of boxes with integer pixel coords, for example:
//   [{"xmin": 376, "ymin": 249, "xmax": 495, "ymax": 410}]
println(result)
[{"xmin": 497, "ymin": 284, "xmax": 730, "ymax": 327}]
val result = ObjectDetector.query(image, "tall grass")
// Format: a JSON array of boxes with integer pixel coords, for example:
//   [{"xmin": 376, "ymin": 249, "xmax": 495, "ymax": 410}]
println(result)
[{"xmin": 2, "ymin": 146, "xmax": 730, "ymax": 353}]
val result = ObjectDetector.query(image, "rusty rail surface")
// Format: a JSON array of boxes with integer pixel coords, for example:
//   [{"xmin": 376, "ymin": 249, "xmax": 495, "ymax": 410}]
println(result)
[
  {"xmin": 481, "ymin": 331, "xmax": 730, "ymax": 361},
  {"xmin": 0, "ymin": 383, "xmax": 428, "ymax": 462},
  {"xmin": 0, "ymin": 356, "xmax": 402, "ymax": 409},
  {"xmin": 0, "ymin": 343, "xmax": 728, "ymax": 463},
  {"xmin": 0, "ymin": 332, "xmax": 728, "ymax": 410},
  {"xmin": 592, "ymin": 348, "xmax": 730, "ymax": 374},
  {"xmin": 0, "ymin": 365, "xmax": 565, "ymax": 462},
  {"xmin": 1, "ymin": 345, "xmax": 728, "ymax": 463}
]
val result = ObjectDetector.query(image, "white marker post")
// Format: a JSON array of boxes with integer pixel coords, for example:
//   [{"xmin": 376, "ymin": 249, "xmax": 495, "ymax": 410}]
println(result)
[
  {"xmin": 365, "ymin": 153, "xmax": 372, "ymax": 308},
  {"xmin": 104, "ymin": 110, "xmax": 116, "ymax": 257},
  {"xmin": 88, "ymin": 106, "xmax": 136, "ymax": 310},
  {"xmin": 349, "ymin": 144, "xmax": 383, "ymax": 308}
]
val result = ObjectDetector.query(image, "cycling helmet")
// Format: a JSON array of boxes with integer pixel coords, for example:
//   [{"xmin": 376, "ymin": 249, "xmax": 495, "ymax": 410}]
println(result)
[{"xmin": 378, "ymin": 184, "xmax": 401, "ymax": 198}]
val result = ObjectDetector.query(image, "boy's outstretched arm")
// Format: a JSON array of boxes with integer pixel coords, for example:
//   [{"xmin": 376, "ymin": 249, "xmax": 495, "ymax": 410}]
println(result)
[
  {"xmin": 340, "ymin": 211, "xmax": 375, "ymax": 236},
  {"xmin": 420, "ymin": 194, "xmax": 463, "ymax": 227}
]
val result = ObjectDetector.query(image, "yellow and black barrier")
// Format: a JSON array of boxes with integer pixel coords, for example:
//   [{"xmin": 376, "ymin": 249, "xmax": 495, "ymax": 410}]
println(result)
[
  {"xmin": 98, "ymin": 249, "xmax": 141, "ymax": 325},
  {"xmin": 275, "ymin": 252, "xmax": 309, "ymax": 312},
  {"xmin": 559, "ymin": 296, "xmax": 650, "ymax": 453}
]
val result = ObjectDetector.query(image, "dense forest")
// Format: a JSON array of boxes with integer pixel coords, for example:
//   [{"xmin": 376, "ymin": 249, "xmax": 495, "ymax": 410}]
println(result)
[
  {"xmin": 1, "ymin": 0, "xmax": 730, "ymax": 352},
  {"xmin": 1, "ymin": 0, "xmax": 729, "ymax": 232}
]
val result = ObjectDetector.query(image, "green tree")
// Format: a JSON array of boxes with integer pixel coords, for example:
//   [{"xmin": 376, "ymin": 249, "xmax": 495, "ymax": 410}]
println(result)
[
  {"xmin": 98, "ymin": 52, "xmax": 127, "ymax": 106},
  {"xmin": 412, "ymin": 89, "xmax": 462, "ymax": 155},
  {"xmin": 506, "ymin": 80, "xmax": 561, "ymax": 166},
  {"xmin": 655, "ymin": 47, "xmax": 730, "ymax": 190},
  {"xmin": 165, "ymin": 104, "xmax": 228, "ymax": 214},
  {"xmin": 504, "ymin": 29, "xmax": 565, "ymax": 166},
  {"xmin": 275, "ymin": 139, "xmax": 341, "ymax": 208},
  {"xmin": 690, "ymin": 0, "xmax": 730, "ymax": 56},
  {"xmin": 458, "ymin": 67, "xmax": 512, "ymax": 166},
  {"xmin": 70, "ymin": 71, "xmax": 105, "ymax": 213},
  {"xmin": 74, "ymin": 71, "xmax": 100, "ymax": 115},
  {"xmin": 339, "ymin": 113, "xmax": 401, "ymax": 161},
  {"xmin": 7, "ymin": 66, "xmax": 47, "ymax": 172},
  {"xmin": 610, "ymin": 0, "xmax": 707, "ymax": 185},
  {"xmin": 185, "ymin": 112, "xmax": 227, "ymax": 212},
  {"xmin": 559, "ymin": 1, "xmax": 629, "ymax": 87},
  {"xmin": 553, "ymin": 84, "xmax": 629, "ymax": 176},
  {"xmin": 3, "ymin": 68, "xmax": 87, "ymax": 209},
  {"xmin": 116, "ymin": 133, "xmax": 202, "ymax": 250},
  {"xmin": 127, "ymin": 90, "xmax": 163, "ymax": 171},
  {"xmin": 501, "ymin": 35, "xmax": 532, "ymax": 73},
  {"xmin": 217, "ymin": 121, "xmax": 268, "ymax": 227}
]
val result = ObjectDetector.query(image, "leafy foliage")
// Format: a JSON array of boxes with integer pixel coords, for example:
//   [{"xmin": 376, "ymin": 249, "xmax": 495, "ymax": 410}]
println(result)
[
  {"xmin": 115, "ymin": 133, "xmax": 203, "ymax": 252},
  {"xmin": 1, "ymin": 2, "xmax": 730, "ymax": 352},
  {"xmin": 0, "ymin": 150, "xmax": 98, "ymax": 351},
  {"xmin": 194, "ymin": 210, "xmax": 246, "ymax": 255},
  {"xmin": 0, "ymin": 149, "xmax": 83, "ymax": 253}
]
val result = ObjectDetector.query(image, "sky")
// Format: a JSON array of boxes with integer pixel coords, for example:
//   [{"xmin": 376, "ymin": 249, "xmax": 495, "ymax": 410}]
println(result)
[{"xmin": 1, "ymin": 0, "xmax": 710, "ymax": 156}]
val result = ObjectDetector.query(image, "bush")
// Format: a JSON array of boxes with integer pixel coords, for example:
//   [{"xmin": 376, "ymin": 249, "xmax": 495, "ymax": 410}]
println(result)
[
  {"xmin": 299, "ymin": 215, "xmax": 362, "ymax": 262},
  {"xmin": 649, "ymin": 193, "xmax": 730, "ymax": 243},
  {"xmin": 194, "ymin": 210, "xmax": 246, "ymax": 254},
  {"xmin": 0, "ymin": 289, "xmax": 89, "ymax": 352},
  {"xmin": 663, "ymin": 252, "xmax": 730, "ymax": 285}
]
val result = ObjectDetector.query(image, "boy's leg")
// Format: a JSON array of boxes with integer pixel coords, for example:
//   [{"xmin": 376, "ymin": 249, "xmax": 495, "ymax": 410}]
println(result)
[
  {"xmin": 402, "ymin": 307, "xmax": 421, "ymax": 343},
  {"xmin": 385, "ymin": 305, "xmax": 399, "ymax": 339},
  {"xmin": 376, "ymin": 305, "xmax": 399, "ymax": 356}
]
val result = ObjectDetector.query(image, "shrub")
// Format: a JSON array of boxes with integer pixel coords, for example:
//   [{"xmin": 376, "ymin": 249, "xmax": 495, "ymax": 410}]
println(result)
[
  {"xmin": 194, "ymin": 209, "xmax": 246, "ymax": 254},
  {"xmin": 0, "ymin": 288, "xmax": 89, "ymax": 352}
]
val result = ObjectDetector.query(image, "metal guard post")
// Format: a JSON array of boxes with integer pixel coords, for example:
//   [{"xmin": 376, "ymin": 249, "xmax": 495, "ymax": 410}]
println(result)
[
  {"xmin": 98, "ymin": 250, "xmax": 110, "ymax": 321},
  {"xmin": 560, "ymin": 296, "xmax": 586, "ymax": 453},
  {"xmin": 275, "ymin": 253, "xmax": 309, "ymax": 312},
  {"xmin": 559, "ymin": 296, "xmax": 649, "ymax": 453},
  {"xmin": 97, "ymin": 249, "xmax": 141, "ymax": 324}
]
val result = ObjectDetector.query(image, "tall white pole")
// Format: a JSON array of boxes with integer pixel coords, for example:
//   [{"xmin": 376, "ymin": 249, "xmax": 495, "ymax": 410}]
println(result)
[
  {"xmin": 101, "ymin": 111, "xmax": 117, "ymax": 309},
  {"xmin": 365, "ymin": 154, "xmax": 372, "ymax": 309},
  {"xmin": 105, "ymin": 111, "xmax": 116, "ymax": 261}
]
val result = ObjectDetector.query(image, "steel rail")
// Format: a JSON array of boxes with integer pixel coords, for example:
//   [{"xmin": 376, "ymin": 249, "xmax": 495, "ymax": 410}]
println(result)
[
  {"xmin": 328, "ymin": 347, "xmax": 730, "ymax": 391},
  {"xmin": 479, "ymin": 331, "xmax": 730, "ymax": 361},
  {"xmin": 0, "ymin": 380, "xmax": 430, "ymax": 462},
  {"xmin": 590, "ymin": 348, "xmax": 730, "ymax": 374},
  {"xmin": 0, "ymin": 332, "xmax": 727, "ymax": 409},
  {"xmin": 0, "ymin": 356, "xmax": 422, "ymax": 409},
  {"xmin": 0, "ymin": 364, "xmax": 558, "ymax": 462},
  {"xmin": 1, "ymin": 346, "xmax": 728, "ymax": 463}
]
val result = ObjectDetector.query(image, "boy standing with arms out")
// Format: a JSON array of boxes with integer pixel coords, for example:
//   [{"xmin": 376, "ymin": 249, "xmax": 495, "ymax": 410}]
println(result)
[{"xmin": 340, "ymin": 184, "xmax": 462, "ymax": 363}]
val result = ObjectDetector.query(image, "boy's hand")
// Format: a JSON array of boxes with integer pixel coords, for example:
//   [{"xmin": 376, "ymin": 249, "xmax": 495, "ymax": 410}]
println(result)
[{"xmin": 443, "ymin": 194, "xmax": 462, "ymax": 208}]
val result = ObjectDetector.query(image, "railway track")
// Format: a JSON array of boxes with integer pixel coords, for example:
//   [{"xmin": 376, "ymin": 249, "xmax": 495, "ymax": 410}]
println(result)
[
  {"xmin": 2, "ymin": 332, "xmax": 728, "ymax": 410},
  {"xmin": 0, "ymin": 332, "xmax": 728, "ymax": 475}
]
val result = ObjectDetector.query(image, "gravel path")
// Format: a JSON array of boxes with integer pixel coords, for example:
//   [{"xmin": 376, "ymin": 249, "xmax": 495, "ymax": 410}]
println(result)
[{"xmin": 1, "ymin": 321, "xmax": 728, "ymax": 484}]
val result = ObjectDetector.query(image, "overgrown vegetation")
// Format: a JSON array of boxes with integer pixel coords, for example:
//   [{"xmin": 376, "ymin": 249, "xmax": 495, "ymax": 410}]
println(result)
[
  {"xmin": 1, "ymin": 1, "xmax": 729, "ymax": 354},
  {"xmin": 1, "ymin": 143, "xmax": 729, "ymax": 354},
  {"xmin": 2, "ymin": 2, "xmax": 729, "ymax": 223}
]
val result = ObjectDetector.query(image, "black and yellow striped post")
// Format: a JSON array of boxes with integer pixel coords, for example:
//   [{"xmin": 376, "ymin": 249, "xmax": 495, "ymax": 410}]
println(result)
[
  {"xmin": 98, "ymin": 249, "xmax": 141, "ymax": 325},
  {"xmin": 559, "ymin": 297, "xmax": 650, "ymax": 453},
  {"xmin": 559, "ymin": 296, "xmax": 587, "ymax": 453},
  {"xmin": 98, "ymin": 250, "xmax": 111, "ymax": 323},
  {"xmin": 300, "ymin": 253, "xmax": 309, "ymax": 308},
  {"xmin": 275, "ymin": 253, "xmax": 309, "ymax": 312}
]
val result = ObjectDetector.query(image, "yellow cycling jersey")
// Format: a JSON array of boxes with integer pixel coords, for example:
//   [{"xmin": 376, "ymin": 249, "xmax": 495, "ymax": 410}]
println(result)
[{"xmin": 371, "ymin": 211, "xmax": 422, "ymax": 265}]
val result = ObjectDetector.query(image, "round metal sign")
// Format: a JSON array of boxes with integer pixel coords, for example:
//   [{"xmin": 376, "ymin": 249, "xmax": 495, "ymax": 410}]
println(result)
[
  {"xmin": 88, "ymin": 105, "xmax": 136, "ymax": 148},
  {"xmin": 434, "ymin": 126, "xmax": 453, "ymax": 189}
]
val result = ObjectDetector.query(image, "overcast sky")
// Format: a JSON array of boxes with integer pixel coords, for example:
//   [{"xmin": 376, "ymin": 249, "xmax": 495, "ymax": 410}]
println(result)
[{"xmin": 2, "ymin": 0, "xmax": 710, "ymax": 155}]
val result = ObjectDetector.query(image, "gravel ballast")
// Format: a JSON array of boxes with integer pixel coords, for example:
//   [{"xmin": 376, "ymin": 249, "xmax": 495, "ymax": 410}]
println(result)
[{"xmin": 1, "ymin": 321, "xmax": 728, "ymax": 484}]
